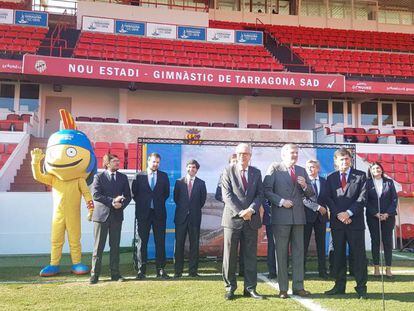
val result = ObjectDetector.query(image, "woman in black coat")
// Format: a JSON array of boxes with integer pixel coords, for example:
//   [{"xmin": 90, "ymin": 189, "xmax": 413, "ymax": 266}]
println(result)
[{"xmin": 366, "ymin": 162, "xmax": 398, "ymax": 277}]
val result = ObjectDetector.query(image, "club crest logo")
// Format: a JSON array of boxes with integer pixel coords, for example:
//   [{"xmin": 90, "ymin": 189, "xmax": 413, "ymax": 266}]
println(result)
[
  {"xmin": 186, "ymin": 128, "xmax": 201, "ymax": 145},
  {"xmin": 34, "ymin": 60, "xmax": 47, "ymax": 73}
]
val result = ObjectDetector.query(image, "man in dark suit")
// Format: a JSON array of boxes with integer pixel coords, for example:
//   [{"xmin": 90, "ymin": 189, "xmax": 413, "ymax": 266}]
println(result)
[
  {"xmin": 173, "ymin": 159, "xmax": 207, "ymax": 278},
  {"xmin": 132, "ymin": 152, "xmax": 170, "ymax": 279},
  {"xmin": 303, "ymin": 159, "xmax": 329, "ymax": 279},
  {"xmin": 90, "ymin": 153, "xmax": 131, "ymax": 284},
  {"xmin": 262, "ymin": 200, "xmax": 277, "ymax": 280},
  {"xmin": 215, "ymin": 153, "xmax": 245, "ymax": 276},
  {"xmin": 264, "ymin": 143, "xmax": 313, "ymax": 299},
  {"xmin": 324, "ymin": 148, "xmax": 368, "ymax": 299},
  {"xmin": 221, "ymin": 143, "xmax": 264, "ymax": 300}
]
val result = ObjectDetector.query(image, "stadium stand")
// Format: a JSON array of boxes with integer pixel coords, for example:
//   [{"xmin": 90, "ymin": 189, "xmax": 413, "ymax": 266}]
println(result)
[
  {"xmin": 73, "ymin": 32, "xmax": 284, "ymax": 71},
  {"xmin": 0, "ymin": 24, "xmax": 48, "ymax": 55}
]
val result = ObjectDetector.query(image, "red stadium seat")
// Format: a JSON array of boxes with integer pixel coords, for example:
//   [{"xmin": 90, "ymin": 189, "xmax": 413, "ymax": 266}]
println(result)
[
  {"xmin": 366, "ymin": 153, "xmax": 380, "ymax": 163},
  {"xmin": 91, "ymin": 117, "xmax": 105, "ymax": 122},
  {"xmin": 394, "ymin": 163, "xmax": 406, "ymax": 173},
  {"xmin": 95, "ymin": 142, "xmax": 110, "ymax": 150},
  {"xmin": 381, "ymin": 154, "xmax": 393, "ymax": 163},
  {"xmin": 128, "ymin": 119, "xmax": 142, "ymax": 124}
]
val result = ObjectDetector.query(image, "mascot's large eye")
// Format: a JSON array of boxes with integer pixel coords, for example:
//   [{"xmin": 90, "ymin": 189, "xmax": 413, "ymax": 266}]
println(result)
[{"xmin": 66, "ymin": 147, "xmax": 77, "ymax": 158}]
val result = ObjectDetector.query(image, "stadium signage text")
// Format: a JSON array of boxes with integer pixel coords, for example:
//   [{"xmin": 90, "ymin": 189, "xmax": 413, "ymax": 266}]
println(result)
[
  {"xmin": 23, "ymin": 55, "xmax": 345, "ymax": 92},
  {"xmin": 346, "ymin": 80, "xmax": 414, "ymax": 95}
]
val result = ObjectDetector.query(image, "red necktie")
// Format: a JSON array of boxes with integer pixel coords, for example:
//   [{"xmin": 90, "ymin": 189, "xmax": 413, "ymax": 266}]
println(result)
[
  {"xmin": 290, "ymin": 167, "xmax": 296, "ymax": 183},
  {"xmin": 188, "ymin": 178, "xmax": 193, "ymax": 197},
  {"xmin": 241, "ymin": 170, "xmax": 248, "ymax": 192},
  {"xmin": 341, "ymin": 173, "xmax": 347, "ymax": 190}
]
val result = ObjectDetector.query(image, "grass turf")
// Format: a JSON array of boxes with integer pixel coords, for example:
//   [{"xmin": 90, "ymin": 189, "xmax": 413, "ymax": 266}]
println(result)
[{"xmin": 0, "ymin": 251, "xmax": 413, "ymax": 310}]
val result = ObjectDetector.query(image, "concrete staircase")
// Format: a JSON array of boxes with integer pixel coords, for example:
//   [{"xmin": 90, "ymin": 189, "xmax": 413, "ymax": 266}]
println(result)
[{"xmin": 9, "ymin": 137, "xmax": 49, "ymax": 192}]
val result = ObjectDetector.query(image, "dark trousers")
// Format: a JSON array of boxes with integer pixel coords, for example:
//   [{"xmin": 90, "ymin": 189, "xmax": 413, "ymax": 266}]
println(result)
[
  {"xmin": 134, "ymin": 210, "xmax": 166, "ymax": 274},
  {"xmin": 367, "ymin": 215, "xmax": 395, "ymax": 266},
  {"xmin": 304, "ymin": 220, "xmax": 327, "ymax": 274},
  {"xmin": 238, "ymin": 239, "xmax": 244, "ymax": 274},
  {"xmin": 331, "ymin": 228, "xmax": 367, "ymax": 294},
  {"xmin": 174, "ymin": 217, "xmax": 200, "ymax": 275},
  {"xmin": 91, "ymin": 215, "xmax": 122, "ymax": 277},
  {"xmin": 222, "ymin": 223, "xmax": 258, "ymax": 292},
  {"xmin": 265, "ymin": 225, "xmax": 276, "ymax": 276}
]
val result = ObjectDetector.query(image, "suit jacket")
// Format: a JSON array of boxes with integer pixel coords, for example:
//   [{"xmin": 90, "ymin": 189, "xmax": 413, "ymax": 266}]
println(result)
[
  {"xmin": 132, "ymin": 170, "xmax": 170, "ymax": 222},
  {"xmin": 214, "ymin": 173, "xmax": 224, "ymax": 202},
  {"xmin": 365, "ymin": 177, "xmax": 398, "ymax": 217},
  {"xmin": 262, "ymin": 200, "xmax": 272, "ymax": 226},
  {"xmin": 264, "ymin": 162, "xmax": 314, "ymax": 225},
  {"xmin": 221, "ymin": 165, "xmax": 263, "ymax": 230},
  {"xmin": 325, "ymin": 168, "xmax": 367, "ymax": 230},
  {"xmin": 92, "ymin": 170, "xmax": 131, "ymax": 222},
  {"xmin": 303, "ymin": 176, "xmax": 329, "ymax": 224},
  {"xmin": 173, "ymin": 176, "xmax": 207, "ymax": 226}
]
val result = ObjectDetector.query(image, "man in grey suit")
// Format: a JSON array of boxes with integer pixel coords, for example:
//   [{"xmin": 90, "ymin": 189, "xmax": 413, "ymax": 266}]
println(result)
[
  {"xmin": 173, "ymin": 159, "xmax": 207, "ymax": 278},
  {"xmin": 90, "ymin": 153, "xmax": 131, "ymax": 284},
  {"xmin": 222, "ymin": 143, "xmax": 264, "ymax": 300},
  {"xmin": 264, "ymin": 144, "xmax": 313, "ymax": 298}
]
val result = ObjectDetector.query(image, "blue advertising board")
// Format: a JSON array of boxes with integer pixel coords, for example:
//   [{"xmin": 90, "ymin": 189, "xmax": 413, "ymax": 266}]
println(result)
[
  {"xmin": 235, "ymin": 30, "xmax": 263, "ymax": 45},
  {"xmin": 177, "ymin": 26, "xmax": 206, "ymax": 41},
  {"xmin": 115, "ymin": 20, "xmax": 145, "ymax": 36},
  {"xmin": 15, "ymin": 10, "xmax": 48, "ymax": 27}
]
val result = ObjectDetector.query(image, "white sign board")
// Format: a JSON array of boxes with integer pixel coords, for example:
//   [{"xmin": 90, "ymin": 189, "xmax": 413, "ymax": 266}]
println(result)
[
  {"xmin": 82, "ymin": 16, "xmax": 115, "ymax": 34},
  {"xmin": 146, "ymin": 23, "xmax": 177, "ymax": 39},
  {"xmin": 206, "ymin": 28, "xmax": 235, "ymax": 43},
  {"xmin": 0, "ymin": 9, "xmax": 13, "ymax": 25}
]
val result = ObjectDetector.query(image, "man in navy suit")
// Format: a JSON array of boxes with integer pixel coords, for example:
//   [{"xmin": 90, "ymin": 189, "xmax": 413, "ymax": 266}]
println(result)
[
  {"xmin": 173, "ymin": 159, "xmax": 207, "ymax": 278},
  {"xmin": 324, "ymin": 148, "xmax": 368, "ymax": 299},
  {"xmin": 90, "ymin": 153, "xmax": 131, "ymax": 284},
  {"xmin": 132, "ymin": 152, "xmax": 170, "ymax": 279},
  {"xmin": 303, "ymin": 159, "xmax": 328, "ymax": 279}
]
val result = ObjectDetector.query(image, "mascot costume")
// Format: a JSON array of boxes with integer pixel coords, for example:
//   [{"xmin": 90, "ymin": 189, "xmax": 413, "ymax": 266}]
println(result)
[{"xmin": 31, "ymin": 109, "xmax": 97, "ymax": 276}]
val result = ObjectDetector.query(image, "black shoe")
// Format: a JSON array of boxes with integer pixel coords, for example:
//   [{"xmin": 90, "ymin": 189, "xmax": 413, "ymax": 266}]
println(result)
[
  {"xmin": 156, "ymin": 269, "xmax": 171, "ymax": 279},
  {"xmin": 111, "ymin": 275, "xmax": 125, "ymax": 282},
  {"xmin": 243, "ymin": 289, "xmax": 264, "ymax": 300},
  {"xmin": 189, "ymin": 272, "xmax": 200, "ymax": 277},
  {"xmin": 89, "ymin": 275, "xmax": 98, "ymax": 284},
  {"xmin": 136, "ymin": 273, "xmax": 146, "ymax": 280},
  {"xmin": 173, "ymin": 273, "xmax": 182, "ymax": 279},
  {"xmin": 325, "ymin": 287, "xmax": 345, "ymax": 295},
  {"xmin": 268, "ymin": 273, "xmax": 277, "ymax": 280},
  {"xmin": 224, "ymin": 291, "xmax": 235, "ymax": 300}
]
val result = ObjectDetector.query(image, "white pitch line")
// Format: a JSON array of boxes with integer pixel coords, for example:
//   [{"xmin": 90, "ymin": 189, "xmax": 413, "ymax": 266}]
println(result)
[
  {"xmin": 393, "ymin": 253, "xmax": 414, "ymax": 260},
  {"xmin": 258, "ymin": 273, "xmax": 328, "ymax": 311}
]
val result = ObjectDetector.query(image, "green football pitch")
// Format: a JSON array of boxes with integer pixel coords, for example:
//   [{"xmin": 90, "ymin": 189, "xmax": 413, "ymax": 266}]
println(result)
[{"xmin": 0, "ymin": 251, "xmax": 413, "ymax": 310}]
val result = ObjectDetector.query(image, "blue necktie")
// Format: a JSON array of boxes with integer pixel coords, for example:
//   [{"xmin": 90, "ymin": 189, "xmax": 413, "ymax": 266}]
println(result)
[
  {"xmin": 150, "ymin": 173, "xmax": 155, "ymax": 190},
  {"xmin": 312, "ymin": 179, "xmax": 319, "ymax": 197},
  {"xmin": 150, "ymin": 173, "xmax": 155, "ymax": 209}
]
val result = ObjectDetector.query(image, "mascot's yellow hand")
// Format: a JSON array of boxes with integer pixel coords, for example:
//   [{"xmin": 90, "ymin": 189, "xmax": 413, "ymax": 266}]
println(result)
[
  {"xmin": 87, "ymin": 200, "xmax": 94, "ymax": 221},
  {"xmin": 31, "ymin": 148, "xmax": 45, "ymax": 163}
]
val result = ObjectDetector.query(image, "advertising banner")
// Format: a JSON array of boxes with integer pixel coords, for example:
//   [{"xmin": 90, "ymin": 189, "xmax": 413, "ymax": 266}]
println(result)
[
  {"xmin": 0, "ymin": 59, "xmax": 22, "ymax": 73},
  {"xmin": 346, "ymin": 80, "xmax": 414, "ymax": 95},
  {"xmin": 235, "ymin": 30, "xmax": 263, "ymax": 45},
  {"xmin": 0, "ymin": 9, "xmax": 13, "ymax": 25},
  {"xmin": 206, "ymin": 28, "xmax": 235, "ymax": 43},
  {"xmin": 23, "ymin": 55, "xmax": 346, "ymax": 93},
  {"xmin": 14, "ymin": 10, "xmax": 48, "ymax": 27},
  {"xmin": 146, "ymin": 23, "xmax": 177, "ymax": 39},
  {"xmin": 177, "ymin": 26, "xmax": 206, "ymax": 41},
  {"xmin": 82, "ymin": 16, "xmax": 115, "ymax": 33},
  {"xmin": 115, "ymin": 20, "xmax": 145, "ymax": 36}
]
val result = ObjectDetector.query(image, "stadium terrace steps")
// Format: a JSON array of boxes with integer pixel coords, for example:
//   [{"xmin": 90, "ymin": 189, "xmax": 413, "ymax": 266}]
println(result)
[
  {"xmin": 209, "ymin": 20, "xmax": 414, "ymax": 77},
  {"xmin": 0, "ymin": 24, "xmax": 48, "ymax": 56},
  {"xmin": 9, "ymin": 137, "xmax": 49, "ymax": 192},
  {"xmin": 209, "ymin": 20, "xmax": 414, "ymax": 53},
  {"xmin": 72, "ymin": 32, "xmax": 285, "ymax": 71},
  {"xmin": 294, "ymin": 47, "xmax": 414, "ymax": 77}
]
